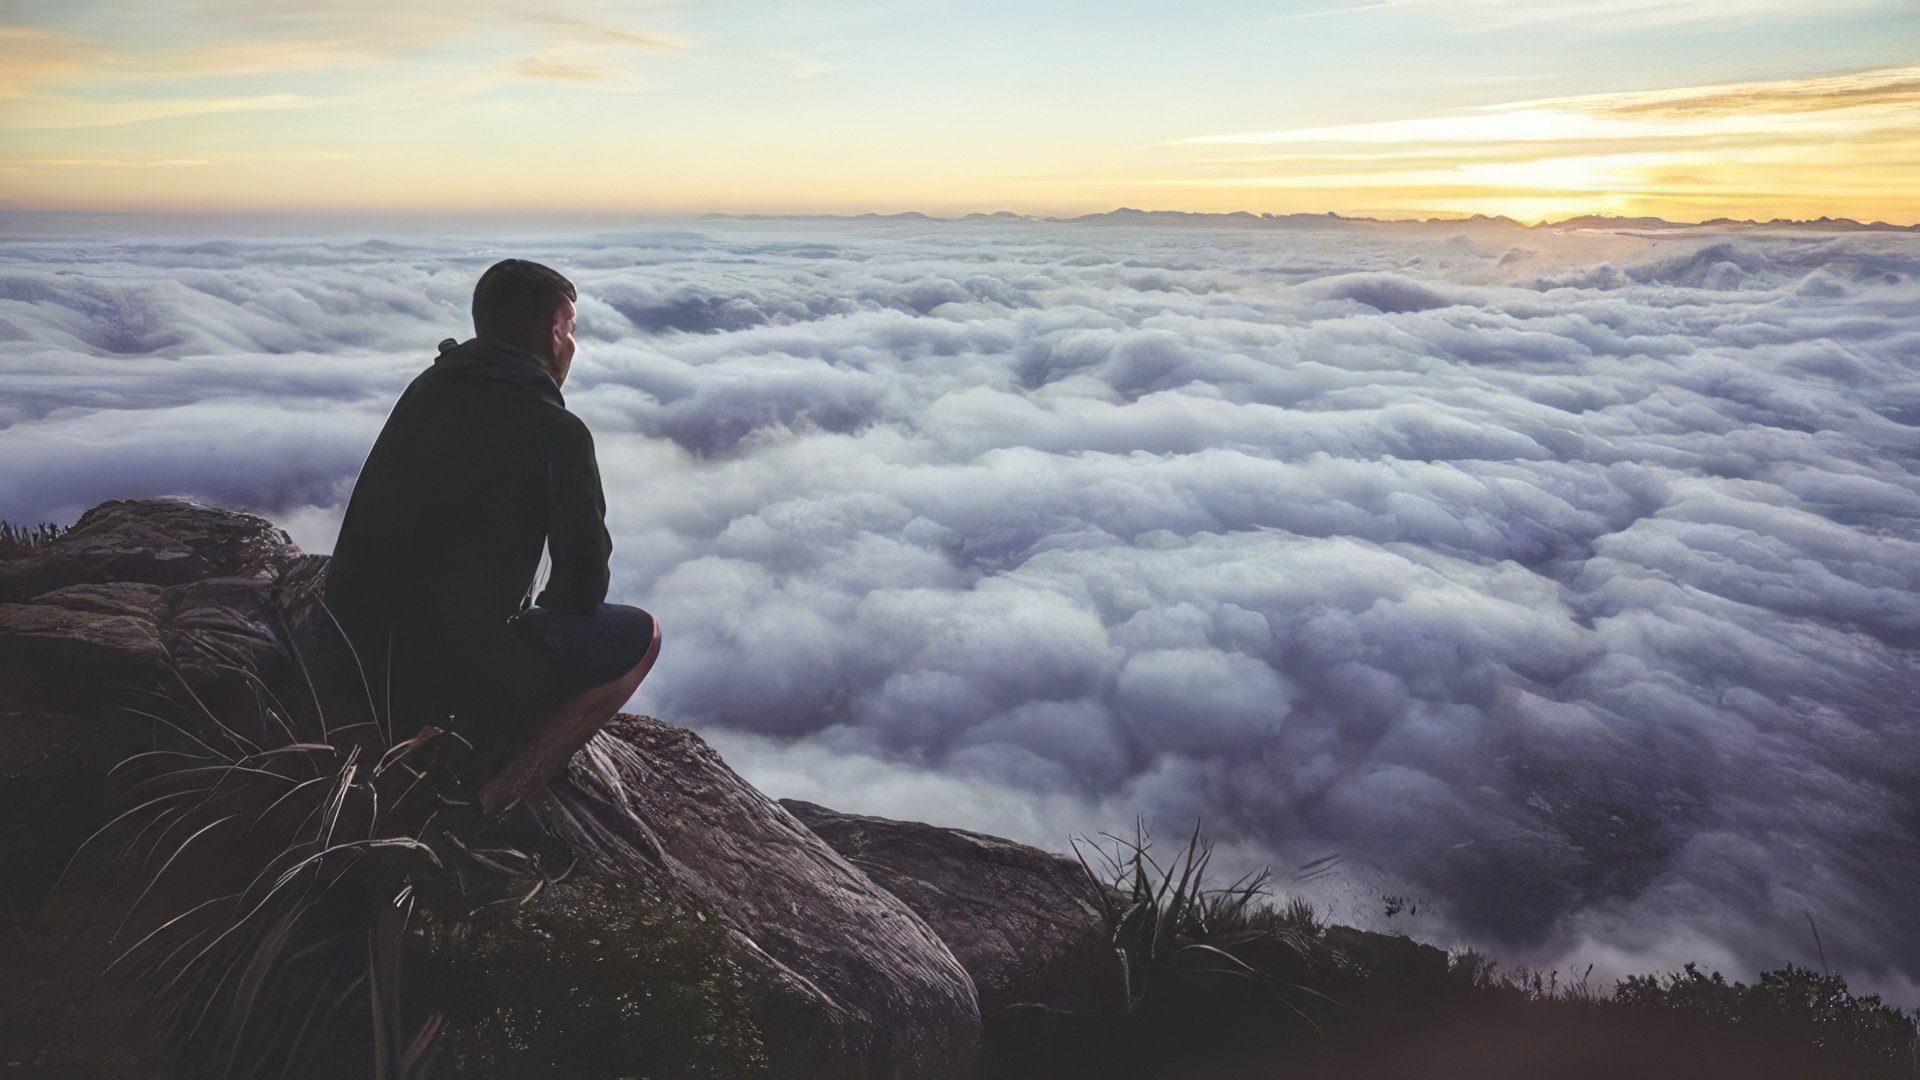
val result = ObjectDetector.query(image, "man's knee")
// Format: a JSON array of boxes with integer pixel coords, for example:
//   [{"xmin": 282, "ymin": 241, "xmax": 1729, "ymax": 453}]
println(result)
[
  {"xmin": 625, "ymin": 614, "xmax": 661, "ymax": 680},
  {"xmin": 596, "ymin": 611, "xmax": 658, "ymax": 692}
]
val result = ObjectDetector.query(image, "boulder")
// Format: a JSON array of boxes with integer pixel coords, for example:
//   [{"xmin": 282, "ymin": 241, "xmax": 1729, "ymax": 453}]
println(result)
[
  {"xmin": 0, "ymin": 599, "xmax": 170, "ymax": 712},
  {"xmin": 28, "ymin": 581, "xmax": 165, "ymax": 619},
  {"xmin": 780, "ymin": 798, "xmax": 1120, "ymax": 1018},
  {"xmin": 535, "ymin": 722, "xmax": 982, "ymax": 1078},
  {"xmin": 0, "ymin": 497, "xmax": 298, "ymax": 602},
  {"xmin": 0, "ymin": 500, "xmax": 296, "ymax": 1077}
]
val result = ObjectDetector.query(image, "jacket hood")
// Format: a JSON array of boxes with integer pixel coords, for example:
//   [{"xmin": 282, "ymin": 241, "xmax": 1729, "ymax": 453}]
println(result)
[{"xmin": 433, "ymin": 336, "xmax": 564, "ymax": 407}]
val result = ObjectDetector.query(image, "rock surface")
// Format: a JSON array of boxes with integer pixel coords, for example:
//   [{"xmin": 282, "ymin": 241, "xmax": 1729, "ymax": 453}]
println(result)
[
  {"xmin": 0, "ymin": 498, "xmax": 298, "ymax": 602},
  {"xmin": 781, "ymin": 798, "xmax": 1121, "ymax": 1018},
  {"xmin": 0, "ymin": 498, "xmax": 982, "ymax": 1079},
  {"xmin": 0, "ymin": 500, "xmax": 303, "ymax": 1076},
  {"xmin": 539, "ymin": 721, "xmax": 982, "ymax": 1077}
]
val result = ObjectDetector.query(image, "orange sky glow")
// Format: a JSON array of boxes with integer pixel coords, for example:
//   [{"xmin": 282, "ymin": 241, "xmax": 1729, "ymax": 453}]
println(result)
[{"xmin": 2, "ymin": 2, "xmax": 1917, "ymax": 224}]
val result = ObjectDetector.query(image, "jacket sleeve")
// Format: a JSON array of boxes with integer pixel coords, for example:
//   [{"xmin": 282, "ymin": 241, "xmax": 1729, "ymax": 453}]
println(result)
[{"xmin": 535, "ymin": 415, "xmax": 612, "ymax": 613}]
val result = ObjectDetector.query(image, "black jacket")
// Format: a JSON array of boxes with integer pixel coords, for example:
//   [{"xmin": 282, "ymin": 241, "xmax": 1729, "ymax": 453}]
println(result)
[{"xmin": 324, "ymin": 336, "xmax": 611, "ymax": 733}]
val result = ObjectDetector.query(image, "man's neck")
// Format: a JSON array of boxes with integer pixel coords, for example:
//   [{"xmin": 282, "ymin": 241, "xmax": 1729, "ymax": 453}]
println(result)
[{"xmin": 477, "ymin": 336, "xmax": 557, "ymax": 377}]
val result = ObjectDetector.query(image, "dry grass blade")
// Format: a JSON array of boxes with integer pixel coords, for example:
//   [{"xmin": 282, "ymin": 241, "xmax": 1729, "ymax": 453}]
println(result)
[
  {"xmin": 114, "ymin": 811, "xmax": 249, "ymax": 943},
  {"xmin": 52, "ymin": 787, "xmax": 203, "ymax": 892},
  {"xmin": 123, "ymin": 704, "xmax": 233, "ymax": 763},
  {"xmin": 109, "ymin": 749, "xmax": 216, "ymax": 779},
  {"xmin": 101, "ymin": 892, "xmax": 241, "ymax": 980},
  {"xmin": 314, "ymin": 595, "xmax": 387, "ymax": 746},
  {"xmin": 163, "ymin": 667, "xmax": 264, "ymax": 758},
  {"xmin": 374, "ymin": 725, "xmax": 440, "ymax": 777}
]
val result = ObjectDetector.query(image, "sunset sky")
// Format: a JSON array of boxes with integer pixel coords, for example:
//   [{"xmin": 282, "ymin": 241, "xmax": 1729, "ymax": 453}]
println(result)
[{"xmin": 2, "ymin": 0, "xmax": 1917, "ymax": 223}]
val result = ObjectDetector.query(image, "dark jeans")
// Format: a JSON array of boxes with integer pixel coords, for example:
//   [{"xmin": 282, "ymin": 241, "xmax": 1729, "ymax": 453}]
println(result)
[
  {"xmin": 508, "ymin": 602, "xmax": 657, "ymax": 700},
  {"xmin": 328, "ymin": 599, "xmax": 655, "ymax": 780},
  {"xmin": 439, "ymin": 601, "xmax": 655, "ymax": 770}
]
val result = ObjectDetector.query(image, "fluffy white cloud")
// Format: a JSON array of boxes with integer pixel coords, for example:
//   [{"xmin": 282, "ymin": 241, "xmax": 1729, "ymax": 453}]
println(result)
[{"xmin": 3, "ymin": 215, "xmax": 1917, "ymax": 997}]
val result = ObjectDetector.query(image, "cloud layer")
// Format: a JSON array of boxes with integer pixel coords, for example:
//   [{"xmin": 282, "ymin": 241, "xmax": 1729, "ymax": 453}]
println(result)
[{"xmin": 3, "ymin": 215, "xmax": 1918, "ymax": 997}]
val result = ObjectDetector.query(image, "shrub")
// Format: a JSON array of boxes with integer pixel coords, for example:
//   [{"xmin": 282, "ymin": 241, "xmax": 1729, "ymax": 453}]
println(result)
[
  {"xmin": 1615, "ymin": 962, "xmax": 1920, "ymax": 1077},
  {"xmin": 417, "ymin": 874, "xmax": 769, "ymax": 1078}
]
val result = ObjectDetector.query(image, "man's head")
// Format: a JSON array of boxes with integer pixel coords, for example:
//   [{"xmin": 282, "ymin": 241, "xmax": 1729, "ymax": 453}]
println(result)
[{"xmin": 472, "ymin": 259, "xmax": 578, "ymax": 386}]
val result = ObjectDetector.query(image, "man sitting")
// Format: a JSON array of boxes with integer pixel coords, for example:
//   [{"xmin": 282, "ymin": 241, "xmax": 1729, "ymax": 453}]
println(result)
[{"xmin": 324, "ymin": 258, "xmax": 659, "ymax": 812}]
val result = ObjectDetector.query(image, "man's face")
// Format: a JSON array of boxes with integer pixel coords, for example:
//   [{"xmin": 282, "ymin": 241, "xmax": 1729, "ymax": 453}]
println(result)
[{"xmin": 548, "ymin": 296, "xmax": 578, "ymax": 387}]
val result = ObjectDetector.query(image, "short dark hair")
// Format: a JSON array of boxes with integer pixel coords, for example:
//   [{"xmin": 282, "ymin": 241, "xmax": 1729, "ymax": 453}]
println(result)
[{"xmin": 472, "ymin": 259, "xmax": 576, "ymax": 348}]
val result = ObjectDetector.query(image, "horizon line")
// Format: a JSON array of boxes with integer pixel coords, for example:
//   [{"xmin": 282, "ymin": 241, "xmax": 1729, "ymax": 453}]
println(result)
[{"xmin": 5, "ymin": 204, "xmax": 1919, "ymax": 232}]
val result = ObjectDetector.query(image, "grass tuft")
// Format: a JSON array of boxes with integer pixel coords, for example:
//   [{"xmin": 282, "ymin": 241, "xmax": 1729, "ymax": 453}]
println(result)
[
  {"xmin": 81, "ymin": 598, "xmax": 536, "ymax": 1079},
  {"xmin": 0, "ymin": 518, "xmax": 67, "ymax": 559},
  {"xmin": 73, "ymin": 591, "xmax": 770, "ymax": 1079},
  {"xmin": 1070, "ymin": 819, "xmax": 1341, "ymax": 1033}
]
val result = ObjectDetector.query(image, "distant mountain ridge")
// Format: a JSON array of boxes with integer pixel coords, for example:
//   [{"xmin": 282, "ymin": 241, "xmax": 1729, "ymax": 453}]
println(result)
[{"xmin": 702, "ymin": 207, "xmax": 1920, "ymax": 233}]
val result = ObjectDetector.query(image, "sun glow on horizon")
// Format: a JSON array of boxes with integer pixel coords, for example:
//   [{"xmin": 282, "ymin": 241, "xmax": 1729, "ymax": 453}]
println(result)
[{"xmin": 1143, "ymin": 66, "xmax": 1920, "ymax": 223}]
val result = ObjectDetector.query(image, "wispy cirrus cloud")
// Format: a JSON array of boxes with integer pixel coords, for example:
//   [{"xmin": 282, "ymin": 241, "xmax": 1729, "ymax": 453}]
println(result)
[
  {"xmin": 755, "ymin": 49, "xmax": 841, "ymax": 80},
  {"xmin": 513, "ymin": 51, "xmax": 654, "ymax": 91},
  {"xmin": 0, "ymin": 26, "xmax": 92, "ymax": 99},
  {"xmin": 1531, "ymin": 65, "xmax": 1920, "ymax": 118},
  {"xmin": 1272, "ymin": 0, "xmax": 1895, "ymax": 30},
  {"xmin": 174, "ymin": 0, "xmax": 689, "ymax": 57},
  {"xmin": 1174, "ymin": 67, "xmax": 1920, "ymax": 147},
  {"xmin": 0, "ymin": 0, "xmax": 687, "ymax": 131},
  {"xmin": 4, "ymin": 93, "xmax": 317, "ymax": 131},
  {"xmin": 0, "ymin": 157, "xmax": 210, "ymax": 170},
  {"xmin": 1159, "ymin": 66, "xmax": 1920, "ymax": 222}
]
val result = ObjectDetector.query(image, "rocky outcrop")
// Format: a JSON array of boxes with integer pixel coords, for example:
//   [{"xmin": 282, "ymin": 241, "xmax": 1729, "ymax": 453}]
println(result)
[
  {"xmin": 0, "ymin": 501, "xmax": 305, "ymax": 1076},
  {"xmin": 780, "ymin": 798, "xmax": 1121, "ymax": 1018},
  {"xmin": 0, "ymin": 498, "xmax": 980, "ymax": 1079},
  {"xmin": 535, "ymin": 719, "xmax": 981, "ymax": 1078},
  {"xmin": 0, "ymin": 498, "xmax": 298, "ymax": 602}
]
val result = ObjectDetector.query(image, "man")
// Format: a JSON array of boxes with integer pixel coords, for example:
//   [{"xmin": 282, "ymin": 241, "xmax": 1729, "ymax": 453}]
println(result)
[{"xmin": 324, "ymin": 258, "xmax": 659, "ymax": 812}]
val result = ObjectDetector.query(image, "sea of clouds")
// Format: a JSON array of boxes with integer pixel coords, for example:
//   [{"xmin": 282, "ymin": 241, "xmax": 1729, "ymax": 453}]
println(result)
[{"xmin": 2, "ymin": 213, "xmax": 1917, "ymax": 997}]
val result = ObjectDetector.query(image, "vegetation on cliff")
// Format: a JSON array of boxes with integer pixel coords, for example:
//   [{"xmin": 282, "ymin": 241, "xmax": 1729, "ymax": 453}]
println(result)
[{"xmin": 983, "ymin": 820, "xmax": 1920, "ymax": 1079}]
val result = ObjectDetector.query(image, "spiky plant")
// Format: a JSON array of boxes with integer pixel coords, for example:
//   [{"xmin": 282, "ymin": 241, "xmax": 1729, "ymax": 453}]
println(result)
[
  {"xmin": 1273, "ymin": 895, "xmax": 1324, "ymax": 935},
  {"xmin": 67, "ymin": 601, "xmax": 548, "ymax": 1079},
  {"xmin": 1069, "ymin": 819, "xmax": 1337, "ymax": 1031}
]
